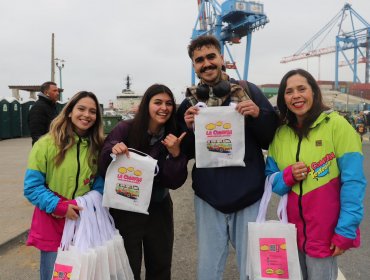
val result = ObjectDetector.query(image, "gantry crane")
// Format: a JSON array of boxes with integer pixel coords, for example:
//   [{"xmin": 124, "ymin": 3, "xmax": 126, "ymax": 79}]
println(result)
[
  {"xmin": 281, "ymin": 3, "xmax": 370, "ymax": 89},
  {"xmin": 191, "ymin": 0, "xmax": 269, "ymax": 85}
]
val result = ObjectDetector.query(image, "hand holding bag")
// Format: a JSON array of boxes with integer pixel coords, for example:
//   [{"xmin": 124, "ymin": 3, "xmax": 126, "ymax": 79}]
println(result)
[
  {"xmin": 88, "ymin": 190, "xmax": 134, "ymax": 280},
  {"xmin": 80, "ymin": 194, "xmax": 111, "ymax": 280},
  {"xmin": 194, "ymin": 103, "xmax": 245, "ymax": 168},
  {"xmin": 52, "ymin": 203, "xmax": 83, "ymax": 280},
  {"xmin": 246, "ymin": 173, "xmax": 302, "ymax": 280},
  {"xmin": 103, "ymin": 148, "xmax": 158, "ymax": 214},
  {"xmin": 54, "ymin": 191, "xmax": 134, "ymax": 280}
]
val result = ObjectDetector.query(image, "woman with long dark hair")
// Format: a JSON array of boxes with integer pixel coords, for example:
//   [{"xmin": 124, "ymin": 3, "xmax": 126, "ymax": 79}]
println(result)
[
  {"xmin": 99, "ymin": 84, "xmax": 188, "ymax": 280},
  {"xmin": 265, "ymin": 69, "xmax": 366, "ymax": 280},
  {"xmin": 24, "ymin": 91, "xmax": 105, "ymax": 280}
]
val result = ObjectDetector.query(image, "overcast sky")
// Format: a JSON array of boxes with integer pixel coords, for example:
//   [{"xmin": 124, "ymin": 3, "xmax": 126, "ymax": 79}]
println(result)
[{"xmin": 0, "ymin": 0, "xmax": 369, "ymax": 106}]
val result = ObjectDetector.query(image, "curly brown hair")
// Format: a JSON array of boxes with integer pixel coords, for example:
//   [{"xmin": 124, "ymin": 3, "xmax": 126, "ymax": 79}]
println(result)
[{"xmin": 187, "ymin": 35, "xmax": 221, "ymax": 59}]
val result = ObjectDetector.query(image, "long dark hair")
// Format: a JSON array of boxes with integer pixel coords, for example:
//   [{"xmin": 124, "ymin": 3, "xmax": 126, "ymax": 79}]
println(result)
[
  {"xmin": 49, "ymin": 91, "xmax": 104, "ymax": 169},
  {"xmin": 277, "ymin": 69, "xmax": 329, "ymax": 137},
  {"xmin": 128, "ymin": 84, "xmax": 177, "ymax": 152}
]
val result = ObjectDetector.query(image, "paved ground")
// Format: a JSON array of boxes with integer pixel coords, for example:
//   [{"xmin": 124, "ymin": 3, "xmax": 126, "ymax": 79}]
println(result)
[
  {"xmin": 0, "ymin": 136, "xmax": 363, "ymax": 279},
  {"xmin": 0, "ymin": 138, "xmax": 238, "ymax": 279},
  {"xmin": 0, "ymin": 138, "xmax": 33, "ymax": 248}
]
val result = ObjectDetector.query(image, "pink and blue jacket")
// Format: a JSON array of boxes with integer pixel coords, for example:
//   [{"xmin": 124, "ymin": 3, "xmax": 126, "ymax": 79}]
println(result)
[
  {"xmin": 265, "ymin": 111, "xmax": 366, "ymax": 258},
  {"xmin": 24, "ymin": 134, "xmax": 103, "ymax": 252}
]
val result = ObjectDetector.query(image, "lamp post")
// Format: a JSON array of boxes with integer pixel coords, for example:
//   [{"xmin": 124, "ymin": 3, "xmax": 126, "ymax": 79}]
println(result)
[
  {"xmin": 55, "ymin": 58, "xmax": 65, "ymax": 101},
  {"xmin": 360, "ymin": 91, "xmax": 365, "ymax": 111}
]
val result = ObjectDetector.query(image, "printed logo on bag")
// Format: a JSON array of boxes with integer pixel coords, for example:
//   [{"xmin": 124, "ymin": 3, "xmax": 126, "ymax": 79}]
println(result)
[
  {"xmin": 259, "ymin": 238, "xmax": 289, "ymax": 279},
  {"xmin": 306, "ymin": 152, "xmax": 336, "ymax": 180},
  {"xmin": 205, "ymin": 121, "xmax": 233, "ymax": 154},
  {"xmin": 52, "ymin": 264, "xmax": 72, "ymax": 279},
  {"xmin": 115, "ymin": 166, "xmax": 143, "ymax": 200}
]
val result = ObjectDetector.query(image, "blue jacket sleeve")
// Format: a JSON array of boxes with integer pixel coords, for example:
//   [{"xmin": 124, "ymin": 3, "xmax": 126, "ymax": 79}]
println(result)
[
  {"xmin": 265, "ymin": 156, "xmax": 291, "ymax": 196},
  {"xmin": 336, "ymin": 153, "xmax": 366, "ymax": 239},
  {"xmin": 331, "ymin": 116, "xmax": 367, "ymax": 240},
  {"xmin": 92, "ymin": 175, "xmax": 105, "ymax": 195},
  {"xmin": 24, "ymin": 169, "xmax": 59, "ymax": 213}
]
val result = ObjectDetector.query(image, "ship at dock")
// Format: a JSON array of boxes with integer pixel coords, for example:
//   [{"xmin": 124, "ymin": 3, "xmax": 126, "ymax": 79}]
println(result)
[{"xmin": 105, "ymin": 75, "xmax": 143, "ymax": 119}]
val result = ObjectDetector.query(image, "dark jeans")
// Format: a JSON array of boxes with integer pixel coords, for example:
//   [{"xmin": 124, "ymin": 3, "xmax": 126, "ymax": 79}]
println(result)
[
  {"xmin": 110, "ymin": 194, "xmax": 174, "ymax": 280},
  {"xmin": 40, "ymin": 251, "xmax": 57, "ymax": 280}
]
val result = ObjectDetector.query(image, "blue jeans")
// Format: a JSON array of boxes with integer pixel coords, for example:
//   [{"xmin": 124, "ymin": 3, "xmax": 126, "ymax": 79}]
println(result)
[
  {"xmin": 194, "ymin": 195, "xmax": 260, "ymax": 280},
  {"xmin": 299, "ymin": 251, "xmax": 338, "ymax": 280},
  {"xmin": 40, "ymin": 250, "xmax": 57, "ymax": 280}
]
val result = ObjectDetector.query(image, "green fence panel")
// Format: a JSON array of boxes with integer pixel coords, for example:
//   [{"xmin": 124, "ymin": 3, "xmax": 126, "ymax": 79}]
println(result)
[
  {"xmin": 56, "ymin": 101, "xmax": 67, "ymax": 114},
  {"xmin": 103, "ymin": 115, "xmax": 122, "ymax": 134},
  {"xmin": 0, "ymin": 99, "xmax": 11, "ymax": 139},
  {"xmin": 9, "ymin": 100, "xmax": 21, "ymax": 138},
  {"xmin": 21, "ymin": 100, "xmax": 35, "ymax": 137}
]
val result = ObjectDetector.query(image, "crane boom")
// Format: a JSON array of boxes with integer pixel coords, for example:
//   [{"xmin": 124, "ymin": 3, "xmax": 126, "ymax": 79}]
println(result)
[
  {"xmin": 281, "ymin": 47, "xmax": 336, "ymax": 63},
  {"xmin": 280, "ymin": 36, "xmax": 367, "ymax": 63},
  {"xmin": 280, "ymin": 3, "xmax": 370, "ymax": 86}
]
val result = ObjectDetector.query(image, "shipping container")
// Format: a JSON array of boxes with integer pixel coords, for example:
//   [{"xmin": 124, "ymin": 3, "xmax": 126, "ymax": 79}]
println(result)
[{"xmin": 350, "ymin": 83, "xmax": 370, "ymax": 91}]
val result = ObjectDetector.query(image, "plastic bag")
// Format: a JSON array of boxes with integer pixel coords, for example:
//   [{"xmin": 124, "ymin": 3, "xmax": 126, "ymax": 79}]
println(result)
[{"xmin": 53, "ymin": 191, "xmax": 134, "ymax": 280}]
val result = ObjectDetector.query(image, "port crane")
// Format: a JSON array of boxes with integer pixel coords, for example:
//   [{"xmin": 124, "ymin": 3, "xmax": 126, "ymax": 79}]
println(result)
[
  {"xmin": 191, "ymin": 0, "xmax": 269, "ymax": 85},
  {"xmin": 280, "ymin": 3, "xmax": 370, "ymax": 89}
]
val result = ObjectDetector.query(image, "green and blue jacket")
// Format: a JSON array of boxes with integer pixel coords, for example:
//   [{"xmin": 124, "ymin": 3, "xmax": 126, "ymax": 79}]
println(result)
[
  {"xmin": 266, "ymin": 111, "xmax": 366, "ymax": 258},
  {"xmin": 24, "ymin": 134, "xmax": 103, "ymax": 251}
]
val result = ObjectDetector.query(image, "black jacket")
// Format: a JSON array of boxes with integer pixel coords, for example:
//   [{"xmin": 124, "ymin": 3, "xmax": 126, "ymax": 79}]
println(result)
[
  {"xmin": 176, "ymin": 81, "xmax": 278, "ymax": 213},
  {"xmin": 28, "ymin": 95, "xmax": 57, "ymax": 145}
]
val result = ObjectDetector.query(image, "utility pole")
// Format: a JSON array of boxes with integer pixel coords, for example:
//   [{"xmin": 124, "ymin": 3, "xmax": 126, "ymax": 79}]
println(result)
[
  {"xmin": 55, "ymin": 58, "xmax": 65, "ymax": 101},
  {"xmin": 366, "ymin": 28, "xmax": 370, "ymax": 83},
  {"xmin": 51, "ymin": 33, "xmax": 55, "ymax": 82},
  {"xmin": 318, "ymin": 55, "xmax": 321, "ymax": 81}
]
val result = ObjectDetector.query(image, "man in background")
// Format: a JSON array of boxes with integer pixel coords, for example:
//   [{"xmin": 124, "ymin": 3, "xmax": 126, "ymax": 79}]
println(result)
[{"xmin": 28, "ymin": 81, "xmax": 59, "ymax": 145}]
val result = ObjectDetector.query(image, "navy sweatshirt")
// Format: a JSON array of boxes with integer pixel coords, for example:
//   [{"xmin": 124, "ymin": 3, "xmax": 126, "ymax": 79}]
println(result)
[{"xmin": 176, "ymin": 81, "xmax": 278, "ymax": 213}]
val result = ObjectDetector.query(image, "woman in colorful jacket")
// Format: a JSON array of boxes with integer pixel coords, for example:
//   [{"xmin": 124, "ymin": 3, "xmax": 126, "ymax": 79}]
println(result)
[
  {"xmin": 24, "ymin": 91, "xmax": 104, "ymax": 280},
  {"xmin": 265, "ymin": 69, "xmax": 366, "ymax": 280},
  {"xmin": 99, "ymin": 84, "xmax": 188, "ymax": 280}
]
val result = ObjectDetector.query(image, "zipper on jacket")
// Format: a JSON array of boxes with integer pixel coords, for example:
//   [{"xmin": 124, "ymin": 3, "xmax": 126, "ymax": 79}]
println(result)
[
  {"xmin": 72, "ymin": 137, "xmax": 81, "ymax": 199},
  {"xmin": 296, "ymin": 136, "xmax": 308, "ymax": 253}
]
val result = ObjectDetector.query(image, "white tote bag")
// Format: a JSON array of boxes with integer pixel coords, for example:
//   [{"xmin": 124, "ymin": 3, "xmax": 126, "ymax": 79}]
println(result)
[
  {"xmin": 53, "ymin": 248, "xmax": 82, "ymax": 280},
  {"xmin": 103, "ymin": 148, "xmax": 158, "ymax": 214},
  {"xmin": 53, "ymin": 214, "xmax": 82, "ymax": 280},
  {"xmin": 54, "ymin": 192, "xmax": 134, "ymax": 280},
  {"xmin": 88, "ymin": 190, "xmax": 134, "ymax": 280},
  {"xmin": 72, "ymin": 197, "xmax": 98, "ymax": 280},
  {"xmin": 246, "ymin": 173, "xmax": 302, "ymax": 280},
  {"xmin": 194, "ymin": 104, "xmax": 245, "ymax": 168},
  {"xmin": 113, "ymin": 231, "xmax": 135, "ymax": 280},
  {"xmin": 79, "ymin": 194, "xmax": 111, "ymax": 280}
]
